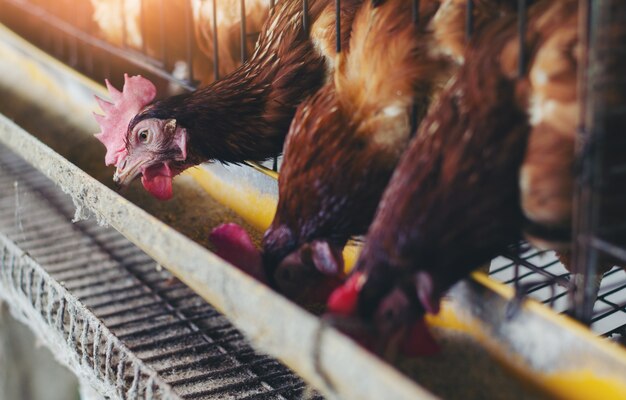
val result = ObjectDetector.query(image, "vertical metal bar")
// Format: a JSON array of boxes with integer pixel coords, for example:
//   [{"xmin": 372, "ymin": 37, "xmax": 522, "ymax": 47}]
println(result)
[
  {"xmin": 412, "ymin": 0, "xmax": 420, "ymax": 25},
  {"xmin": 513, "ymin": 260, "xmax": 520, "ymax": 294},
  {"xmin": 42, "ymin": 19, "xmax": 50, "ymax": 54},
  {"xmin": 466, "ymin": 0, "xmax": 474, "ymax": 40},
  {"xmin": 53, "ymin": 3, "xmax": 63, "ymax": 60},
  {"xmin": 272, "ymin": 157, "xmax": 278, "ymax": 172},
  {"xmin": 212, "ymin": 0, "xmax": 220, "ymax": 81},
  {"xmin": 83, "ymin": 0, "xmax": 94, "ymax": 76},
  {"xmin": 303, "ymin": 0, "xmax": 309, "ymax": 35},
  {"xmin": 241, "ymin": 0, "xmax": 248, "ymax": 63},
  {"xmin": 159, "ymin": 0, "xmax": 167, "ymax": 62},
  {"xmin": 410, "ymin": 0, "xmax": 420, "ymax": 137},
  {"xmin": 184, "ymin": 0, "xmax": 195, "ymax": 84},
  {"xmin": 140, "ymin": 0, "xmax": 147, "ymax": 55},
  {"xmin": 121, "ymin": 0, "xmax": 128, "ymax": 48},
  {"xmin": 571, "ymin": 0, "xmax": 596, "ymax": 323},
  {"xmin": 517, "ymin": 0, "xmax": 527, "ymax": 78},
  {"xmin": 69, "ymin": 0, "xmax": 79, "ymax": 67},
  {"xmin": 335, "ymin": 0, "xmax": 341, "ymax": 53}
]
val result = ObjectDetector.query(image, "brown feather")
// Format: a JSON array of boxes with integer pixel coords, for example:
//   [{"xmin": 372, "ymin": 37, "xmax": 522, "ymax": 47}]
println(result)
[
  {"xmin": 131, "ymin": 0, "xmax": 362, "ymax": 166},
  {"xmin": 263, "ymin": 0, "xmax": 452, "ymax": 294},
  {"xmin": 353, "ymin": 0, "xmax": 582, "ymax": 321}
]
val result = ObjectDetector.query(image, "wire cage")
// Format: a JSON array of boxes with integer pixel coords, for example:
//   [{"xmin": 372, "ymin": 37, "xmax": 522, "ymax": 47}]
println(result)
[{"xmin": 0, "ymin": 0, "xmax": 624, "ymax": 342}]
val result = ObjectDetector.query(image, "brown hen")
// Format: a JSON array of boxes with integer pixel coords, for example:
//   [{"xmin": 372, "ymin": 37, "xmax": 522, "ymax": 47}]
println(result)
[
  {"xmin": 94, "ymin": 0, "xmax": 362, "ymax": 200},
  {"xmin": 521, "ymin": 1, "xmax": 626, "ymax": 304},
  {"xmin": 91, "ymin": 0, "xmax": 269, "ymax": 85},
  {"xmin": 261, "ymin": 0, "xmax": 452, "ymax": 302},
  {"xmin": 328, "ymin": 0, "xmax": 588, "ymax": 350}
]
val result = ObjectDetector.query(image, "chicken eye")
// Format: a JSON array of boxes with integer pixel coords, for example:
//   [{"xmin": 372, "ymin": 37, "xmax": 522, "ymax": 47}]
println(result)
[{"xmin": 138, "ymin": 129, "xmax": 149, "ymax": 143}]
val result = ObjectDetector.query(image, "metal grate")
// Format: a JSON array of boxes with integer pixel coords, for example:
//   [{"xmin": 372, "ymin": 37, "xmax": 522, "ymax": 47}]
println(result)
[
  {"xmin": 489, "ymin": 250, "xmax": 626, "ymax": 339},
  {"xmin": 1, "ymin": 0, "xmax": 625, "ymax": 340},
  {"xmin": 0, "ymin": 143, "xmax": 320, "ymax": 399}
]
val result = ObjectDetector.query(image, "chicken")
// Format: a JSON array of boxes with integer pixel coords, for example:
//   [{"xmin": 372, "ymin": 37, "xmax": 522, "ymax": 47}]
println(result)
[
  {"xmin": 193, "ymin": 0, "xmax": 270, "ymax": 81},
  {"xmin": 430, "ymin": 0, "xmax": 518, "ymax": 64},
  {"xmin": 210, "ymin": 223, "xmax": 266, "ymax": 283},
  {"xmin": 91, "ymin": 0, "xmax": 143, "ymax": 49},
  {"xmin": 520, "ymin": 1, "xmax": 626, "ymax": 306},
  {"xmin": 431, "ymin": 0, "xmax": 621, "ymax": 305},
  {"xmin": 94, "ymin": 0, "xmax": 362, "ymax": 200},
  {"xmin": 327, "ymin": 0, "xmax": 581, "ymax": 353},
  {"xmin": 261, "ymin": 0, "xmax": 452, "ymax": 302},
  {"xmin": 91, "ymin": 0, "xmax": 270, "ymax": 85}
]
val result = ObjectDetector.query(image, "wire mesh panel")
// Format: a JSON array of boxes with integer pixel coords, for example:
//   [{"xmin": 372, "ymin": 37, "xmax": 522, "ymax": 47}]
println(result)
[{"xmin": 489, "ymin": 250, "xmax": 626, "ymax": 340}]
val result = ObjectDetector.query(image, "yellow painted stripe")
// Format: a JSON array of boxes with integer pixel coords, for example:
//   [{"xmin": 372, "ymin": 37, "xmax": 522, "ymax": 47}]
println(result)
[
  {"xmin": 187, "ymin": 166, "xmax": 361, "ymax": 272},
  {"xmin": 426, "ymin": 296, "xmax": 626, "ymax": 400},
  {"xmin": 473, "ymin": 271, "xmax": 626, "ymax": 363},
  {"xmin": 342, "ymin": 243, "xmax": 360, "ymax": 273},
  {"xmin": 185, "ymin": 167, "xmax": 277, "ymax": 232},
  {"xmin": 542, "ymin": 370, "xmax": 626, "ymax": 400}
]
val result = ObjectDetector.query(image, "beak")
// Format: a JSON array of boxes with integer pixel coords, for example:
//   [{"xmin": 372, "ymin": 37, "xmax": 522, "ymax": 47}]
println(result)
[{"xmin": 113, "ymin": 156, "xmax": 144, "ymax": 187}]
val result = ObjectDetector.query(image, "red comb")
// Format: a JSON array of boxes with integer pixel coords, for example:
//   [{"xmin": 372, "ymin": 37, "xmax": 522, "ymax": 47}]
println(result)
[
  {"xmin": 327, "ymin": 272, "xmax": 364, "ymax": 316},
  {"xmin": 209, "ymin": 223, "xmax": 267, "ymax": 284},
  {"xmin": 93, "ymin": 74, "xmax": 157, "ymax": 166}
]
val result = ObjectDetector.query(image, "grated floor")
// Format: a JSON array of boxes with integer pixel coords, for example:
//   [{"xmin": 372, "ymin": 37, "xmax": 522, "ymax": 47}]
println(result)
[{"xmin": 0, "ymin": 143, "xmax": 320, "ymax": 400}]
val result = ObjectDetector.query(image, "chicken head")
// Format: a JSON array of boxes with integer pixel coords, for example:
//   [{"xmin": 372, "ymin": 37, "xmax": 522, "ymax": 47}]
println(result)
[
  {"xmin": 270, "ymin": 240, "xmax": 345, "ymax": 304},
  {"xmin": 116, "ymin": 117, "xmax": 188, "ymax": 200},
  {"xmin": 94, "ymin": 74, "xmax": 189, "ymax": 200},
  {"xmin": 327, "ymin": 271, "xmax": 441, "ymax": 357}
]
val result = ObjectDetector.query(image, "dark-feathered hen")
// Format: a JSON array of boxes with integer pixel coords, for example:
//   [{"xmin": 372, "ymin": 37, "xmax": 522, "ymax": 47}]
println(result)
[
  {"xmin": 261, "ymin": 0, "xmax": 451, "ymax": 301},
  {"xmin": 94, "ymin": 0, "xmax": 361, "ymax": 200},
  {"xmin": 328, "ymin": 0, "xmax": 581, "ymax": 350},
  {"xmin": 420, "ymin": 0, "xmax": 622, "ymax": 312}
]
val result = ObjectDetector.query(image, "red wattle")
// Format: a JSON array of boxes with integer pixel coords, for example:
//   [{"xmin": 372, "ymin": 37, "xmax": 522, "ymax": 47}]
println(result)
[{"xmin": 141, "ymin": 163, "xmax": 174, "ymax": 200}]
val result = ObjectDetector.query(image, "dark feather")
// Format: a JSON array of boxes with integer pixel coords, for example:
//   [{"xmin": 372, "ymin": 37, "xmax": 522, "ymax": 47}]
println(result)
[{"xmin": 130, "ymin": 0, "xmax": 361, "ymax": 165}]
